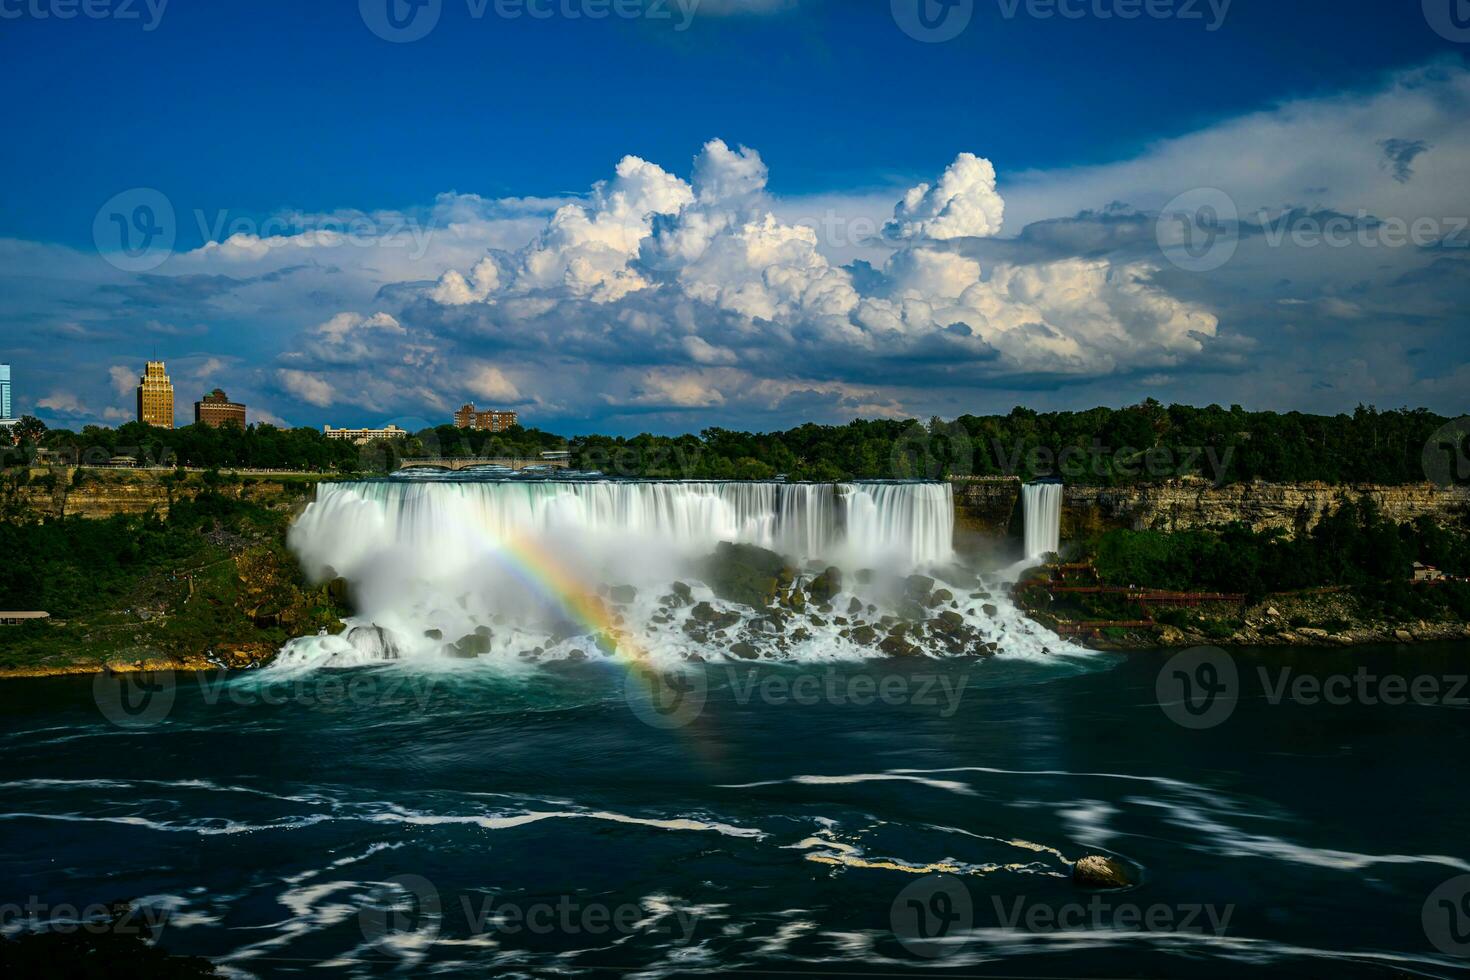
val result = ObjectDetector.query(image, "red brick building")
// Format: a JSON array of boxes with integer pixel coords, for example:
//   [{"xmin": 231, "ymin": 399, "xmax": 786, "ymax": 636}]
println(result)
[
  {"xmin": 194, "ymin": 388, "xmax": 247, "ymax": 428},
  {"xmin": 454, "ymin": 403, "xmax": 519, "ymax": 432}
]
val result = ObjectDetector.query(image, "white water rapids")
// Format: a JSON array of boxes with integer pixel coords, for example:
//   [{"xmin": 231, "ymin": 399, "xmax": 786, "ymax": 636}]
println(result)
[{"xmin": 276, "ymin": 479, "xmax": 1080, "ymax": 669}]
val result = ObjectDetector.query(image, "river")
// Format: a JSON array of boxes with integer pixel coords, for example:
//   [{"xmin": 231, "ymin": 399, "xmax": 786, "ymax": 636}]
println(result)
[{"xmin": 1, "ymin": 476, "xmax": 1466, "ymax": 977}]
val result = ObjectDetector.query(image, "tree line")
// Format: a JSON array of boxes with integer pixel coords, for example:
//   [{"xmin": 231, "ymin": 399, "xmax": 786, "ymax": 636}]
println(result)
[{"xmin": 1, "ymin": 400, "xmax": 1462, "ymax": 485}]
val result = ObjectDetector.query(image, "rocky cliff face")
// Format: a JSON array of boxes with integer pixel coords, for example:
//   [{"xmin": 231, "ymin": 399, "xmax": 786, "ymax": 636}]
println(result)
[
  {"xmin": 951, "ymin": 477, "xmax": 1021, "ymax": 534},
  {"xmin": 1059, "ymin": 479, "xmax": 1470, "ymax": 537},
  {"xmin": 948, "ymin": 477, "xmax": 1470, "ymax": 538},
  {"xmin": 17, "ymin": 470, "xmax": 319, "ymax": 518}
]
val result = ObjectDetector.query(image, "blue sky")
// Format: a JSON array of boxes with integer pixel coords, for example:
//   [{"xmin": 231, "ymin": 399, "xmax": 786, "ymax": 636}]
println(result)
[{"xmin": 2, "ymin": 0, "xmax": 1468, "ymax": 433}]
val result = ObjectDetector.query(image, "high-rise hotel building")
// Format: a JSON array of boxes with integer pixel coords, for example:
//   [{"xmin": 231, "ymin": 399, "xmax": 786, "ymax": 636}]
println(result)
[
  {"xmin": 0, "ymin": 363, "xmax": 11, "ymax": 421},
  {"xmin": 136, "ymin": 361, "xmax": 175, "ymax": 429}
]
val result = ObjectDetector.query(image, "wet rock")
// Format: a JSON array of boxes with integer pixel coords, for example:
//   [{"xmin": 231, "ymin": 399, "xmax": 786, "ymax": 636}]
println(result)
[
  {"xmin": 449, "ymin": 629, "xmax": 492, "ymax": 658},
  {"xmin": 689, "ymin": 602, "xmax": 742, "ymax": 631},
  {"xmin": 848, "ymin": 597, "xmax": 864, "ymax": 616},
  {"xmin": 849, "ymin": 624, "xmax": 879, "ymax": 646},
  {"xmin": 904, "ymin": 574, "xmax": 935, "ymax": 600},
  {"xmin": 982, "ymin": 604, "xmax": 999, "ymax": 618},
  {"xmin": 704, "ymin": 542, "xmax": 792, "ymax": 609},
  {"xmin": 424, "ymin": 628, "xmax": 443, "ymax": 640},
  {"xmin": 609, "ymin": 585, "xmax": 638, "ymax": 606},
  {"xmin": 1073, "ymin": 855, "xmax": 1131, "ymax": 889},
  {"xmin": 880, "ymin": 631, "xmax": 918, "ymax": 657},
  {"xmin": 935, "ymin": 610, "xmax": 966, "ymax": 632},
  {"xmin": 1395, "ymin": 629, "xmax": 1414, "ymax": 642},
  {"xmin": 898, "ymin": 599, "xmax": 928, "ymax": 622},
  {"xmin": 671, "ymin": 581, "xmax": 693, "ymax": 602},
  {"xmin": 806, "ymin": 566, "xmax": 843, "ymax": 604},
  {"xmin": 566, "ymin": 649, "xmax": 587, "ymax": 662},
  {"xmin": 730, "ymin": 640, "xmax": 760, "ymax": 660},
  {"xmin": 347, "ymin": 624, "xmax": 401, "ymax": 660},
  {"xmin": 936, "ymin": 565, "xmax": 981, "ymax": 589},
  {"xmin": 929, "ymin": 588, "xmax": 954, "ymax": 608}
]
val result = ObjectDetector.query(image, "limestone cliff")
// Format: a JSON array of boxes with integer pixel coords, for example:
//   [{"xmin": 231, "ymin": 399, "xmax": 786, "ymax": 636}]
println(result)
[{"xmin": 1059, "ymin": 479, "xmax": 1470, "ymax": 537}]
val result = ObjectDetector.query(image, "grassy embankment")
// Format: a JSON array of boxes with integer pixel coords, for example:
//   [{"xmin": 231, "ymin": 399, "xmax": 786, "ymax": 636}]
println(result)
[{"xmin": 0, "ymin": 471, "xmax": 349, "ymax": 677}]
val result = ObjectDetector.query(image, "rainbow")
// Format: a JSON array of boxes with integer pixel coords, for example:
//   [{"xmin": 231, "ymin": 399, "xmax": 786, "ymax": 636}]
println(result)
[{"xmin": 487, "ymin": 532, "xmax": 726, "ymax": 765}]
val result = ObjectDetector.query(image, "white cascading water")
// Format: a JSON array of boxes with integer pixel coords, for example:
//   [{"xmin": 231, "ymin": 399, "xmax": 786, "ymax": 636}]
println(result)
[
  {"xmin": 1022, "ymin": 482, "xmax": 1063, "ymax": 560},
  {"xmin": 276, "ymin": 478, "xmax": 1080, "ymax": 669}
]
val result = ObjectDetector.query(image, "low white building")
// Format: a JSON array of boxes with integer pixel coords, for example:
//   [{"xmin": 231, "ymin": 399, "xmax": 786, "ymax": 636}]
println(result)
[{"xmin": 323, "ymin": 424, "xmax": 407, "ymax": 445}]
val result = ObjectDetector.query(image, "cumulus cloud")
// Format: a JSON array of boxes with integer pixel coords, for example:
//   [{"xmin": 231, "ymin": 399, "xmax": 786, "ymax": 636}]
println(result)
[
  {"xmin": 885, "ymin": 153, "xmax": 1006, "ymax": 241},
  {"xmin": 465, "ymin": 364, "xmax": 521, "ymax": 403},
  {"xmin": 15, "ymin": 63, "xmax": 1470, "ymax": 430},
  {"xmin": 277, "ymin": 369, "xmax": 336, "ymax": 408},
  {"xmin": 430, "ymin": 256, "xmax": 501, "ymax": 305},
  {"xmin": 108, "ymin": 364, "xmax": 136, "ymax": 398},
  {"xmin": 424, "ymin": 140, "xmax": 1213, "ymax": 388}
]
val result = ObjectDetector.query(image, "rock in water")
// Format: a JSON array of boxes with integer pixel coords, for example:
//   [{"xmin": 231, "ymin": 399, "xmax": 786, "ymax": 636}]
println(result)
[
  {"xmin": 1072, "ymin": 855, "xmax": 1131, "ymax": 889},
  {"xmin": 608, "ymin": 584, "xmax": 638, "ymax": 606},
  {"xmin": 806, "ymin": 566, "xmax": 843, "ymax": 604},
  {"xmin": 704, "ymin": 542, "xmax": 792, "ymax": 609}
]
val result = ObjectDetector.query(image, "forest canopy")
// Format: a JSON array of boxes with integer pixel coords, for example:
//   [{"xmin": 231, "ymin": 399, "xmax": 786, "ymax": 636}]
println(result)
[{"xmin": 2, "ymin": 401, "xmax": 1461, "ymax": 486}]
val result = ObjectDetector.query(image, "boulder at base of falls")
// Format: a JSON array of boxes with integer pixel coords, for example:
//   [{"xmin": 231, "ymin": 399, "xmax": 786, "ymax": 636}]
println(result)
[
  {"xmin": 608, "ymin": 585, "xmax": 638, "ymax": 606},
  {"xmin": 806, "ymin": 566, "xmax": 843, "ymax": 604},
  {"xmin": 1072, "ymin": 855, "xmax": 1132, "ymax": 889},
  {"xmin": 703, "ymin": 542, "xmax": 793, "ymax": 609},
  {"xmin": 904, "ymin": 575, "xmax": 935, "ymax": 601},
  {"xmin": 688, "ymin": 602, "xmax": 743, "ymax": 631},
  {"xmin": 729, "ymin": 640, "xmax": 760, "ymax": 660},
  {"xmin": 449, "ymin": 629, "xmax": 493, "ymax": 658}
]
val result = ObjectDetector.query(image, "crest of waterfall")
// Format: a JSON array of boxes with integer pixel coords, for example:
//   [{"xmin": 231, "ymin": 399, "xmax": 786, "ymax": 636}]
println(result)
[
  {"xmin": 1022, "ymin": 482, "xmax": 1063, "ymax": 560},
  {"xmin": 289, "ymin": 480, "xmax": 955, "ymax": 585}
]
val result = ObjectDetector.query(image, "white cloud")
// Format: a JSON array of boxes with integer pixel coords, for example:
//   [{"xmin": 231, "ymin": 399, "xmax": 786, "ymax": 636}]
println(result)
[
  {"xmin": 886, "ymin": 152, "xmax": 1006, "ymax": 241},
  {"xmin": 108, "ymin": 364, "xmax": 136, "ymax": 398},
  {"xmin": 625, "ymin": 370, "xmax": 726, "ymax": 408},
  {"xmin": 277, "ymin": 369, "xmax": 336, "ymax": 408},
  {"xmin": 465, "ymin": 365, "xmax": 521, "ymax": 403},
  {"xmin": 37, "ymin": 391, "xmax": 88, "ymax": 414},
  {"xmin": 430, "ymin": 257, "xmax": 501, "ymax": 305}
]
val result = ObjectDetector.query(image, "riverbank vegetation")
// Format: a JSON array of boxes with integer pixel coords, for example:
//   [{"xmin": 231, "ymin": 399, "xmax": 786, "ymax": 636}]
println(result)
[
  {"xmin": 0, "ymin": 484, "xmax": 346, "ymax": 676},
  {"xmin": 3, "ymin": 401, "xmax": 1461, "ymax": 485},
  {"xmin": 1023, "ymin": 501, "xmax": 1470, "ymax": 648}
]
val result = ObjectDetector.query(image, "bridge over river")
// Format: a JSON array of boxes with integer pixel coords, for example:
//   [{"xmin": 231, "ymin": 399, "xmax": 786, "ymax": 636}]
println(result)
[{"xmin": 397, "ymin": 457, "xmax": 570, "ymax": 472}]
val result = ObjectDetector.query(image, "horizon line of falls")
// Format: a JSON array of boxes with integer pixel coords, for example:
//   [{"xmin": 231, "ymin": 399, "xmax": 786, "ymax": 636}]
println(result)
[
  {"xmin": 1022, "ymin": 482, "xmax": 1063, "ymax": 560},
  {"xmin": 276, "ymin": 480, "xmax": 1081, "ymax": 669}
]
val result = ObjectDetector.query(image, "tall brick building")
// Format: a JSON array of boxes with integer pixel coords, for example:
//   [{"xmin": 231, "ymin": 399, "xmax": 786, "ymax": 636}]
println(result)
[
  {"xmin": 136, "ymin": 361, "xmax": 174, "ymax": 429},
  {"xmin": 454, "ymin": 403, "xmax": 519, "ymax": 432},
  {"xmin": 194, "ymin": 388, "xmax": 247, "ymax": 428}
]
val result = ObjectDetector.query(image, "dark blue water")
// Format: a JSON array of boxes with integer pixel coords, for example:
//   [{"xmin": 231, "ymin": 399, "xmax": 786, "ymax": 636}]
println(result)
[{"xmin": 2, "ymin": 646, "xmax": 1468, "ymax": 977}]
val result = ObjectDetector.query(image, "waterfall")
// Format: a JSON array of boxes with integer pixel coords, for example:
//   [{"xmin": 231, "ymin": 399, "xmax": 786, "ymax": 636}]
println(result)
[
  {"xmin": 275, "ymin": 478, "xmax": 1087, "ymax": 669},
  {"xmin": 1022, "ymin": 482, "xmax": 1063, "ymax": 560},
  {"xmin": 289, "ymin": 480, "xmax": 955, "ymax": 590}
]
